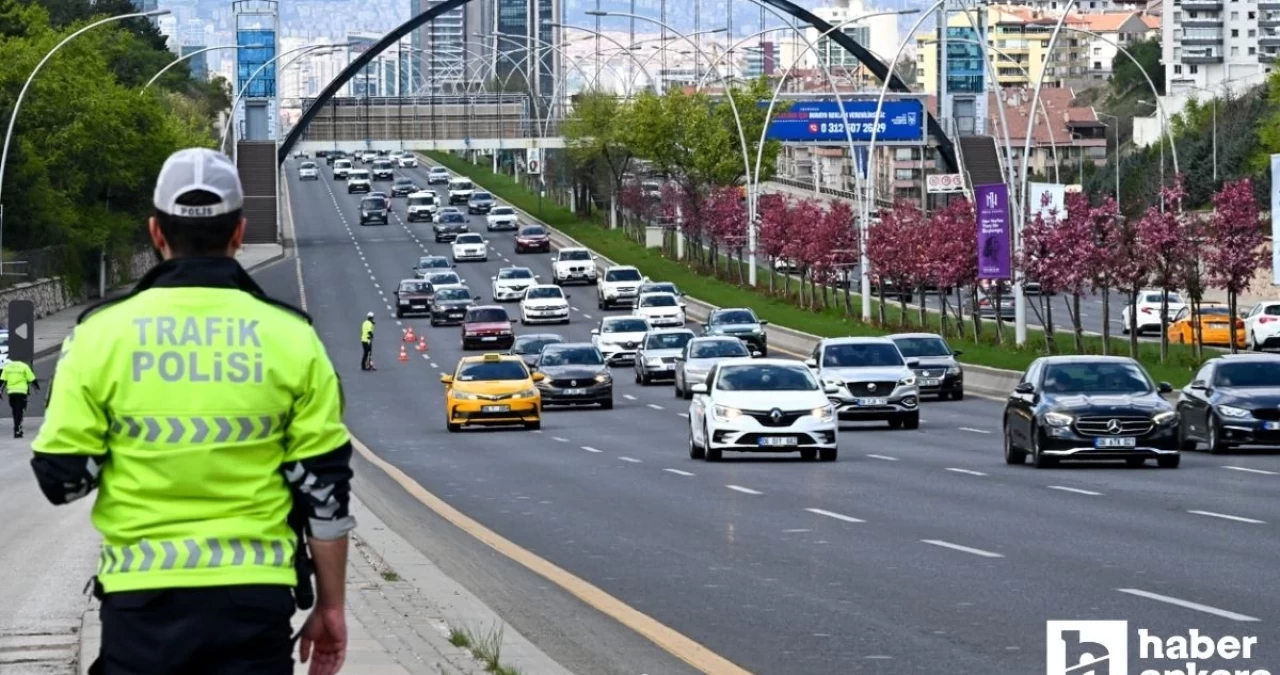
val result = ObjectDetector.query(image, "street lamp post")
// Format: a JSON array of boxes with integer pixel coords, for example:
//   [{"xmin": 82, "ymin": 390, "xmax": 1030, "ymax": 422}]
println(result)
[
  {"xmin": 0, "ymin": 8, "xmax": 169, "ymax": 273},
  {"xmin": 141, "ymin": 43, "xmax": 256, "ymax": 93},
  {"xmin": 1096, "ymin": 111, "xmax": 1120, "ymax": 207}
]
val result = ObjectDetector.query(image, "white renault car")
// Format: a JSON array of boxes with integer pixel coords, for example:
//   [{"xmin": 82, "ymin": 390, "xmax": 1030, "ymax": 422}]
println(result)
[
  {"xmin": 591, "ymin": 316, "xmax": 652, "ymax": 365},
  {"xmin": 632, "ymin": 292, "xmax": 686, "ymax": 328},
  {"xmin": 397, "ymin": 152, "xmax": 418, "ymax": 168},
  {"xmin": 405, "ymin": 191, "xmax": 439, "ymax": 222},
  {"xmin": 451, "ymin": 233, "xmax": 488, "ymax": 262},
  {"xmin": 1121, "ymin": 289, "xmax": 1185, "ymax": 335},
  {"xmin": 552, "ymin": 248, "xmax": 598, "ymax": 285},
  {"xmin": 491, "ymin": 266, "xmax": 537, "ymax": 302},
  {"xmin": 688, "ymin": 359, "xmax": 839, "ymax": 462},
  {"xmin": 520, "ymin": 284, "xmax": 571, "ymax": 325},
  {"xmin": 486, "ymin": 205, "xmax": 519, "ymax": 231},
  {"xmin": 1244, "ymin": 300, "xmax": 1280, "ymax": 351}
]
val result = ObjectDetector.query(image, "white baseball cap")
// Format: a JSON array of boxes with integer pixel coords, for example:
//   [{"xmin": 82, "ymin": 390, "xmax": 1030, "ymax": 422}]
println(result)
[
  {"xmin": 367, "ymin": 311, "xmax": 375, "ymax": 318},
  {"xmin": 153, "ymin": 148, "xmax": 245, "ymax": 218}
]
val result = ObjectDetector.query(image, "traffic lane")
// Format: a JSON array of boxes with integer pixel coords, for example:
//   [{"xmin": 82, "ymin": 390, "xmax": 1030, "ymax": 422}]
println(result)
[{"xmin": 291, "ymin": 167, "xmax": 705, "ymax": 675}]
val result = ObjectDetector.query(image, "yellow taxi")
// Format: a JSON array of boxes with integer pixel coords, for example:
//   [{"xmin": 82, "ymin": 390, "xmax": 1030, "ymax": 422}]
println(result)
[
  {"xmin": 1167, "ymin": 304, "xmax": 1246, "ymax": 348},
  {"xmin": 441, "ymin": 353, "xmax": 544, "ymax": 432}
]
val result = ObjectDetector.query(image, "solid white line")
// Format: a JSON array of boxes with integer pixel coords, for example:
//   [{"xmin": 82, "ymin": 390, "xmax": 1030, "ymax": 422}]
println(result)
[
  {"xmin": 623, "ymin": 394, "xmax": 637, "ymax": 400},
  {"xmin": 664, "ymin": 468, "xmax": 694, "ymax": 476},
  {"xmin": 726, "ymin": 485, "xmax": 762, "ymax": 495},
  {"xmin": 1187, "ymin": 510, "xmax": 1266, "ymax": 524},
  {"xmin": 677, "ymin": 413, "xmax": 689, "ymax": 418},
  {"xmin": 619, "ymin": 456, "xmax": 642, "ymax": 463},
  {"xmin": 581, "ymin": 446, "xmax": 602, "ymax": 453},
  {"xmin": 945, "ymin": 468, "xmax": 988, "ymax": 477},
  {"xmin": 1223, "ymin": 465, "xmax": 1278, "ymax": 476},
  {"xmin": 1117, "ymin": 588, "xmax": 1260, "ymax": 622},
  {"xmin": 1048, "ymin": 485, "xmax": 1102, "ymax": 496},
  {"xmin": 647, "ymin": 404, "xmax": 664, "ymax": 410},
  {"xmin": 921, "ymin": 539, "xmax": 1004, "ymax": 558},
  {"xmin": 959, "ymin": 427, "xmax": 992, "ymax": 434},
  {"xmin": 805, "ymin": 508, "xmax": 865, "ymax": 523},
  {"xmin": 866, "ymin": 454, "xmax": 899, "ymax": 461}
]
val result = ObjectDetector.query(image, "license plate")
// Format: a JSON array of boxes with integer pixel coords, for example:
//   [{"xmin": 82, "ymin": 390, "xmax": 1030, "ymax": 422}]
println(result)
[
  {"xmin": 481, "ymin": 405, "xmax": 509, "ymax": 413},
  {"xmin": 921, "ymin": 378, "xmax": 940, "ymax": 386},
  {"xmin": 855, "ymin": 398, "xmax": 888, "ymax": 406},
  {"xmin": 563, "ymin": 388, "xmax": 586, "ymax": 396},
  {"xmin": 481, "ymin": 336, "xmax": 498, "ymax": 342},
  {"xmin": 1209, "ymin": 322, "xmax": 1227, "ymax": 328},
  {"xmin": 1094, "ymin": 437, "xmax": 1137, "ymax": 448},
  {"xmin": 758, "ymin": 436, "xmax": 798, "ymax": 447},
  {"xmin": 1266, "ymin": 422, "xmax": 1280, "ymax": 431}
]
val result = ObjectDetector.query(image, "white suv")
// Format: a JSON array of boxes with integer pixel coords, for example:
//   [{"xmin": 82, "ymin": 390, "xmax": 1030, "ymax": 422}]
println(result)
[
  {"xmin": 807, "ymin": 337, "xmax": 921, "ymax": 430},
  {"xmin": 1121, "ymin": 289, "xmax": 1184, "ymax": 335},
  {"xmin": 597, "ymin": 266, "xmax": 645, "ymax": 309},
  {"xmin": 405, "ymin": 191, "xmax": 438, "ymax": 222},
  {"xmin": 552, "ymin": 248, "xmax": 598, "ymax": 285},
  {"xmin": 1244, "ymin": 301, "xmax": 1280, "ymax": 351}
]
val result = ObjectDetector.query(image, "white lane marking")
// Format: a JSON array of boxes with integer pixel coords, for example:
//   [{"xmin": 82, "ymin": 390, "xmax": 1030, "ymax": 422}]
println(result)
[
  {"xmin": 581, "ymin": 446, "xmax": 602, "ymax": 453},
  {"xmin": 921, "ymin": 539, "xmax": 1004, "ymax": 558},
  {"xmin": 430, "ymin": 362, "xmax": 439, "ymax": 369},
  {"xmin": 866, "ymin": 454, "xmax": 899, "ymax": 462},
  {"xmin": 805, "ymin": 508, "xmax": 865, "ymax": 523},
  {"xmin": 783, "ymin": 528, "xmax": 810, "ymax": 533},
  {"xmin": 959, "ymin": 427, "xmax": 992, "ymax": 434},
  {"xmin": 619, "ymin": 456, "xmax": 642, "ymax": 463},
  {"xmin": 677, "ymin": 413, "xmax": 689, "ymax": 418},
  {"xmin": 647, "ymin": 404, "xmax": 664, "ymax": 410},
  {"xmin": 1048, "ymin": 485, "xmax": 1102, "ymax": 496},
  {"xmin": 726, "ymin": 485, "xmax": 762, "ymax": 495},
  {"xmin": 571, "ymin": 306, "xmax": 580, "ymax": 312},
  {"xmin": 663, "ymin": 468, "xmax": 694, "ymax": 476},
  {"xmin": 1187, "ymin": 510, "xmax": 1266, "ymax": 524},
  {"xmin": 945, "ymin": 468, "xmax": 988, "ymax": 477},
  {"xmin": 1117, "ymin": 588, "xmax": 1260, "ymax": 622},
  {"xmin": 552, "ymin": 436, "xmax": 569, "ymax": 443},
  {"xmin": 1223, "ymin": 465, "xmax": 1278, "ymax": 476},
  {"xmin": 583, "ymin": 313, "xmax": 593, "ymax": 319},
  {"xmin": 623, "ymin": 394, "xmax": 637, "ymax": 400}
]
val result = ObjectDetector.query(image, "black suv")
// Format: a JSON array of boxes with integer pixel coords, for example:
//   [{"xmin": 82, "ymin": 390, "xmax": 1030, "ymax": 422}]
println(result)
[
  {"xmin": 359, "ymin": 195, "xmax": 389, "ymax": 226},
  {"xmin": 701, "ymin": 307, "xmax": 768, "ymax": 356},
  {"xmin": 391, "ymin": 176, "xmax": 417, "ymax": 197}
]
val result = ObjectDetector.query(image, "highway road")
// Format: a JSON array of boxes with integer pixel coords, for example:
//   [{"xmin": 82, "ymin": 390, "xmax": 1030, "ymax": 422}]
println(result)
[{"xmin": 285, "ymin": 157, "xmax": 1280, "ymax": 674}]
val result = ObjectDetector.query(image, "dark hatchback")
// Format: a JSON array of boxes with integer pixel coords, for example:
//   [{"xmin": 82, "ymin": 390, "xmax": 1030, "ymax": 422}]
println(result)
[
  {"xmin": 394, "ymin": 279, "xmax": 434, "ymax": 318},
  {"xmin": 514, "ymin": 225, "xmax": 550, "ymax": 253},
  {"xmin": 534, "ymin": 343, "xmax": 613, "ymax": 408},
  {"xmin": 428, "ymin": 286, "xmax": 476, "ymax": 326},
  {"xmin": 1003, "ymin": 356, "xmax": 1180, "ymax": 468},
  {"xmin": 1177, "ymin": 354, "xmax": 1280, "ymax": 453},
  {"xmin": 889, "ymin": 332, "xmax": 964, "ymax": 400},
  {"xmin": 434, "ymin": 213, "xmax": 469, "ymax": 242},
  {"xmin": 508, "ymin": 333, "xmax": 566, "ymax": 368},
  {"xmin": 701, "ymin": 308, "xmax": 768, "ymax": 355},
  {"xmin": 391, "ymin": 177, "xmax": 418, "ymax": 197},
  {"xmin": 461, "ymin": 305, "xmax": 515, "ymax": 350}
]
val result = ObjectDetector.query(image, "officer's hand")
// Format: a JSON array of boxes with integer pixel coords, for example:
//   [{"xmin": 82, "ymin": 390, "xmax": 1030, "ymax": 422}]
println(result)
[{"xmin": 299, "ymin": 606, "xmax": 347, "ymax": 675}]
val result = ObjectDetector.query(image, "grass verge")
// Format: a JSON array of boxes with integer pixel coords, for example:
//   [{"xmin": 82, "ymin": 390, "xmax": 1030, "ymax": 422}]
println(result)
[
  {"xmin": 425, "ymin": 151, "xmax": 1209, "ymax": 386},
  {"xmin": 447, "ymin": 623, "xmax": 522, "ymax": 675}
]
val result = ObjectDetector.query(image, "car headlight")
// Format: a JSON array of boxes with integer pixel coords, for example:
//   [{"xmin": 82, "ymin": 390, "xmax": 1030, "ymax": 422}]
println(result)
[
  {"xmin": 1218, "ymin": 404, "xmax": 1251, "ymax": 419},
  {"xmin": 811, "ymin": 404, "xmax": 835, "ymax": 422},
  {"xmin": 685, "ymin": 367, "xmax": 709, "ymax": 376},
  {"xmin": 947, "ymin": 365, "xmax": 962, "ymax": 375},
  {"xmin": 713, "ymin": 404, "xmax": 743, "ymax": 423},
  {"xmin": 1043, "ymin": 411, "xmax": 1074, "ymax": 427},
  {"xmin": 898, "ymin": 375, "xmax": 917, "ymax": 387},
  {"xmin": 1152, "ymin": 411, "xmax": 1178, "ymax": 425},
  {"xmin": 646, "ymin": 357, "xmax": 664, "ymax": 367},
  {"xmin": 595, "ymin": 373, "xmax": 611, "ymax": 383},
  {"xmin": 750, "ymin": 326, "xmax": 763, "ymax": 334},
  {"xmin": 510, "ymin": 388, "xmax": 538, "ymax": 399},
  {"xmin": 453, "ymin": 391, "xmax": 482, "ymax": 401}
]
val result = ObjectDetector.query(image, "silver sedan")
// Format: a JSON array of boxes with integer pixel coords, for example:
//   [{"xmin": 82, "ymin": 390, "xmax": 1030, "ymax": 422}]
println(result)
[{"xmin": 673, "ymin": 336, "xmax": 757, "ymax": 399}]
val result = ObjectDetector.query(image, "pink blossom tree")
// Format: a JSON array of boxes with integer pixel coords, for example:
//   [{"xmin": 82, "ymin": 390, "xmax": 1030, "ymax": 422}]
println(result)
[
  {"xmin": 787, "ymin": 199, "xmax": 826, "ymax": 309},
  {"xmin": 867, "ymin": 201, "xmax": 925, "ymax": 326},
  {"xmin": 1029, "ymin": 192, "xmax": 1098, "ymax": 352},
  {"xmin": 1135, "ymin": 179, "xmax": 1195, "ymax": 362},
  {"xmin": 1080, "ymin": 196, "xmax": 1123, "ymax": 355},
  {"xmin": 1019, "ymin": 209, "xmax": 1062, "ymax": 352},
  {"xmin": 926, "ymin": 198, "xmax": 976, "ymax": 338},
  {"xmin": 755, "ymin": 193, "xmax": 791, "ymax": 294},
  {"xmin": 703, "ymin": 186, "xmax": 748, "ymax": 282},
  {"xmin": 1098, "ymin": 194, "xmax": 1151, "ymax": 358},
  {"xmin": 821, "ymin": 201, "xmax": 860, "ymax": 316},
  {"xmin": 1205, "ymin": 178, "xmax": 1269, "ymax": 353}
]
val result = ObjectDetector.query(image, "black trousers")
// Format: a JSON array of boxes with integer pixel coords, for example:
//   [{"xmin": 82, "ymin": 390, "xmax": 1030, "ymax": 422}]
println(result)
[
  {"xmin": 91, "ymin": 585, "xmax": 295, "ymax": 675},
  {"xmin": 361, "ymin": 340, "xmax": 373, "ymax": 370},
  {"xmin": 9, "ymin": 393, "xmax": 26, "ymax": 433}
]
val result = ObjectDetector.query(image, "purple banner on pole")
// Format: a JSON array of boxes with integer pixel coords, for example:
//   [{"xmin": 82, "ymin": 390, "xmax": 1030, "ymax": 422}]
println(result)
[{"xmin": 975, "ymin": 183, "xmax": 1011, "ymax": 280}]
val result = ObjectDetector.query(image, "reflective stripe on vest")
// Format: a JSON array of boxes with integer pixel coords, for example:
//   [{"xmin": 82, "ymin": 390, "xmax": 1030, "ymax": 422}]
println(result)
[
  {"xmin": 98, "ymin": 537, "xmax": 296, "ymax": 575},
  {"xmin": 108, "ymin": 413, "xmax": 288, "ymax": 444}
]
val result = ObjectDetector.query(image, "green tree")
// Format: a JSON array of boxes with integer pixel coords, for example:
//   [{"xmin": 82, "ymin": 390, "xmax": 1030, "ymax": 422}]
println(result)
[
  {"xmin": 563, "ymin": 90, "xmax": 633, "ymax": 222},
  {"xmin": 1109, "ymin": 37, "xmax": 1163, "ymax": 96}
]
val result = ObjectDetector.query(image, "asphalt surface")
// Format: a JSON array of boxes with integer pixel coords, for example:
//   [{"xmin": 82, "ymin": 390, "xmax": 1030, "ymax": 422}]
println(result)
[{"xmin": 286, "ymin": 158, "xmax": 1280, "ymax": 675}]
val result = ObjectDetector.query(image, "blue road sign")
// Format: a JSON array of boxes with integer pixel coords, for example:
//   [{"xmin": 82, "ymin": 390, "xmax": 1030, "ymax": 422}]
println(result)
[{"xmin": 766, "ymin": 98, "xmax": 926, "ymax": 144}]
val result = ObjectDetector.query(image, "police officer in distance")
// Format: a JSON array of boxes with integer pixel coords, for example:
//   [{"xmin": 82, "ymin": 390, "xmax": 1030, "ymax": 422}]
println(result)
[
  {"xmin": 30, "ymin": 148, "xmax": 354, "ymax": 675},
  {"xmin": 1, "ymin": 357, "xmax": 39, "ymax": 438},
  {"xmin": 361, "ymin": 311, "xmax": 375, "ymax": 371}
]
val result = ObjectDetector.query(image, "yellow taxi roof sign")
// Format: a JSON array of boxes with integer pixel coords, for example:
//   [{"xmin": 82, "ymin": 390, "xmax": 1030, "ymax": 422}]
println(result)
[{"xmin": 483, "ymin": 353, "xmax": 502, "ymax": 361}]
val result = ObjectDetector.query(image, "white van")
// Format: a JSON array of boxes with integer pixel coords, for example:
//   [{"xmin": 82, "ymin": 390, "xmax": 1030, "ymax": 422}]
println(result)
[
  {"xmin": 332, "ymin": 159, "xmax": 352, "ymax": 180},
  {"xmin": 447, "ymin": 177, "xmax": 475, "ymax": 205}
]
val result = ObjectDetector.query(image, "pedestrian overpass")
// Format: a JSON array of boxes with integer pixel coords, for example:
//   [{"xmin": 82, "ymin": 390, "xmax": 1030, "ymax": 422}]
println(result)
[{"xmin": 289, "ymin": 94, "xmax": 568, "ymax": 154}]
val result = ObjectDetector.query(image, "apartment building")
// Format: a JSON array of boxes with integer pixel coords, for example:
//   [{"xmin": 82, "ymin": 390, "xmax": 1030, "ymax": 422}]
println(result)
[{"xmin": 1163, "ymin": 0, "xmax": 1272, "ymax": 99}]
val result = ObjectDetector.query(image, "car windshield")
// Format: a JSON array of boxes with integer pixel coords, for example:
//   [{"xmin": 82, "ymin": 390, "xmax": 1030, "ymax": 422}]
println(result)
[
  {"xmin": 395, "ymin": 178, "xmax": 412, "ymax": 185},
  {"xmin": 456, "ymin": 234, "xmax": 483, "ymax": 244},
  {"xmin": 1142, "ymin": 292, "xmax": 1181, "ymax": 304},
  {"xmin": 429, "ymin": 272, "xmax": 461, "ymax": 284},
  {"xmin": 717, "ymin": 365, "xmax": 817, "ymax": 391},
  {"xmin": 892, "ymin": 336, "xmax": 952, "ymax": 358},
  {"xmin": 520, "ymin": 227, "xmax": 546, "ymax": 236},
  {"xmin": 451, "ymin": 181, "xmax": 473, "ymax": 190},
  {"xmin": 492, "ymin": 207, "xmax": 514, "ymax": 215},
  {"xmin": 561, "ymin": 250, "xmax": 591, "ymax": 261},
  {"xmin": 300, "ymin": 162, "xmax": 315, "ymax": 169},
  {"xmin": 539, "ymin": 347, "xmax": 604, "ymax": 366},
  {"xmin": 822, "ymin": 343, "xmax": 904, "ymax": 367},
  {"xmin": 374, "ymin": 161, "xmax": 391, "ymax": 168},
  {"xmin": 512, "ymin": 336, "xmax": 563, "ymax": 354},
  {"xmin": 440, "ymin": 214, "xmax": 465, "ymax": 223},
  {"xmin": 362, "ymin": 198, "xmax": 387, "ymax": 209},
  {"xmin": 1041, "ymin": 362, "xmax": 1153, "ymax": 394},
  {"xmin": 335, "ymin": 161, "xmax": 351, "ymax": 168},
  {"xmin": 408, "ymin": 195, "xmax": 435, "ymax": 206},
  {"xmin": 639, "ymin": 294, "xmax": 677, "ymax": 307},
  {"xmin": 472, "ymin": 192, "xmax": 492, "ymax": 200},
  {"xmin": 399, "ymin": 281, "xmax": 432, "ymax": 294},
  {"xmin": 350, "ymin": 171, "xmax": 369, "ymax": 179},
  {"xmin": 1199, "ymin": 306, "xmax": 1232, "ymax": 316},
  {"xmin": 417, "ymin": 257, "xmax": 448, "ymax": 269},
  {"xmin": 646, "ymin": 332, "xmax": 693, "ymax": 350},
  {"xmin": 691, "ymin": 340, "xmax": 749, "ymax": 359},
  {"xmin": 711, "ymin": 310, "xmax": 756, "ymax": 325},
  {"xmin": 526, "ymin": 287, "xmax": 562, "ymax": 299},
  {"xmin": 605, "ymin": 269, "xmax": 642, "ymax": 282},
  {"xmin": 457, "ymin": 361, "xmax": 527, "ymax": 381},
  {"xmin": 431, "ymin": 168, "xmax": 447, "ymax": 174},
  {"xmin": 467, "ymin": 308, "xmax": 508, "ymax": 323},
  {"xmin": 642, "ymin": 283, "xmax": 678, "ymax": 295},
  {"xmin": 498, "ymin": 268, "xmax": 533, "ymax": 279},
  {"xmin": 1214, "ymin": 361, "xmax": 1280, "ymax": 387},
  {"xmin": 435, "ymin": 288, "xmax": 470, "ymax": 301},
  {"xmin": 603, "ymin": 319, "xmax": 648, "ymax": 333}
]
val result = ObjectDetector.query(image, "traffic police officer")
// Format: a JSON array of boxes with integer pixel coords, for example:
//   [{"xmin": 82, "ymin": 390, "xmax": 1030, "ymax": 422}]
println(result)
[
  {"xmin": 30, "ymin": 148, "xmax": 354, "ymax": 675},
  {"xmin": 0, "ymin": 357, "xmax": 39, "ymax": 437},
  {"xmin": 361, "ymin": 311, "xmax": 375, "ymax": 371}
]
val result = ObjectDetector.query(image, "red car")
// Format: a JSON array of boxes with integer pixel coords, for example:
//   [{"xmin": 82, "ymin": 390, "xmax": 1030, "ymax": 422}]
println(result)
[
  {"xmin": 461, "ymin": 305, "xmax": 515, "ymax": 350},
  {"xmin": 514, "ymin": 225, "xmax": 551, "ymax": 253}
]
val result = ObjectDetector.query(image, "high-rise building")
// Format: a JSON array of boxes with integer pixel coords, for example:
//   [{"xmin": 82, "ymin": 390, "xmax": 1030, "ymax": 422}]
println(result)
[
  {"xmin": 181, "ymin": 44, "xmax": 210, "ymax": 81},
  {"xmin": 1163, "ymin": 0, "xmax": 1272, "ymax": 99},
  {"xmin": 743, "ymin": 41, "xmax": 779, "ymax": 78},
  {"xmin": 493, "ymin": 0, "xmax": 562, "ymax": 99}
]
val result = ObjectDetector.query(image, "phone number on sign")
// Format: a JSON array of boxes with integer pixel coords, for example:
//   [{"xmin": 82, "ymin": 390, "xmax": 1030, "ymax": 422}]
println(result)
[{"xmin": 818, "ymin": 122, "xmax": 888, "ymax": 134}]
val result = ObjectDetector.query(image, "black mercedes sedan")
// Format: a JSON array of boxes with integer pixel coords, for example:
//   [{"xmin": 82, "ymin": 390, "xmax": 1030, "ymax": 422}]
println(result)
[
  {"xmin": 533, "ymin": 343, "xmax": 613, "ymax": 408},
  {"xmin": 889, "ymin": 332, "xmax": 964, "ymax": 400},
  {"xmin": 1003, "ymin": 356, "xmax": 1179, "ymax": 468},
  {"xmin": 1176, "ymin": 353, "xmax": 1280, "ymax": 453},
  {"xmin": 427, "ymin": 286, "xmax": 477, "ymax": 326},
  {"xmin": 433, "ymin": 212, "xmax": 469, "ymax": 242}
]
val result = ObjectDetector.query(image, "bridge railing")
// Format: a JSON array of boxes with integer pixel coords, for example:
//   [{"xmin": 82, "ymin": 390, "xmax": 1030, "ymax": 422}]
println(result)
[{"xmin": 298, "ymin": 95, "xmax": 567, "ymax": 142}]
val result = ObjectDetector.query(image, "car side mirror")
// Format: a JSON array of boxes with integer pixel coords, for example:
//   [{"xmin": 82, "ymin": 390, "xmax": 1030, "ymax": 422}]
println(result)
[
  {"xmin": 751, "ymin": 351, "xmax": 762, "ymax": 358},
  {"xmin": 1014, "ymin": 382, "xmax": 1035, "ymax": 395},
  {"xmin": 691, "ymin": 383, "xmax": 708, "ymax": 395},
  {"xmin": 1189, "ymin": 380, "xmax": 1208, "ymax": 391},
  {"xmin": 564, "ymin": 294, "xmax": 571, "ymax": 299},
  {"xmin": 531, "ymin": 372, "xmax": 545, "ymax": 382},
  {"xmin": 759, "ymin": 320, "xmax": 769, "ymax": 325},
  {"xmin": 952, "ymin": 349, "xmax": 963, "ymax": 356},
  {"xmin": 491, "ymin": 276, "xmax": 497, "ymax": 280},
  {"xmin": 1158, "ymin": 381, "xmax": 1174, "ymax": 394},
  {"xmin": 473, "ymin": 296, "xmax": 481, "ymax": 301},
  {"xmin": 393, "ymin": 290, "xmax": 399, "ymax": 296},
  {"xmin": 679, "ymin": 303, "xmax": 687, "ymax": 309},
  {"xmin": 591, "ymin": 329, "xmax": 600, "ymax": 335},
  {"xmin": 439, "ymin": 374, "xmax": 454, "ymax": 385},
  {"xmin": 804, "ymin": 358, "xmax": 818, "ymax": 368}
]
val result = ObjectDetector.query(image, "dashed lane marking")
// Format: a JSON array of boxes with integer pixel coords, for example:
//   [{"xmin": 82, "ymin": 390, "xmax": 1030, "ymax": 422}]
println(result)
[
  {"xmin": 1117, "ymin": 588, "xmax": 1260, "ymax": 622},
  {"xmin": 664, "ymin": 468, "xmax": 694, "ymax": 476},
  {"xmin": 804, "ymin": 508, "xmax": 865, "ymax": 524},
  {"xmin": 920, "ymin": 539, "xmax": 1003, "ymax": 558},
  {"xmin": 945, "ymin": 468, "xmax": 987, "ymax": 477},
  {"xmin": 1187, "ymin": 510, "xmax": 1265, "ymax": 524},
  {"xmin": 866, "ymin": 454, "xmax": 898, "ymax": 462},
  {"xmin": 1223, "ymin": 465, "xmax": 1278, "ymax": 476},
  {"xmin": 958, "ymin": 427, "xmax": 992, "ymax": 434},
  {"xmin": 726, "ymin": 485, "xmax": 762, "ymax": 495},
  {"xmin": 623, "ymin": 394, "xmax": 637, "ymax": 401},
  {"xmin": 647, "ymin": 404, "xmax": 664, "ymax": 410},
  {"xmin": 619, "ymin": 456, "xmax": 642, "ymax": 463},
  {"xmin": 1047, "ymin": 486, "xmax": 1102, "ymax": 496},
  {"xmin": 581, "ymin": 446, "xmax": 602, "ymax": 453}
]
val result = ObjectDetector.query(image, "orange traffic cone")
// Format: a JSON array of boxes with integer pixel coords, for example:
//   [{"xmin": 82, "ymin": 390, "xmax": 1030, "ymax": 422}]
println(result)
[
  {"xmin": 416, "ymin": 336, "xmax": 428, "ymax": 352},
  {"xmin": 403, "ymin": 326, "xmax": 416, "ymax": 343},
  {"xmin": 398, "ymin": 345, "xmax": 409, "ymax": 362}
]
